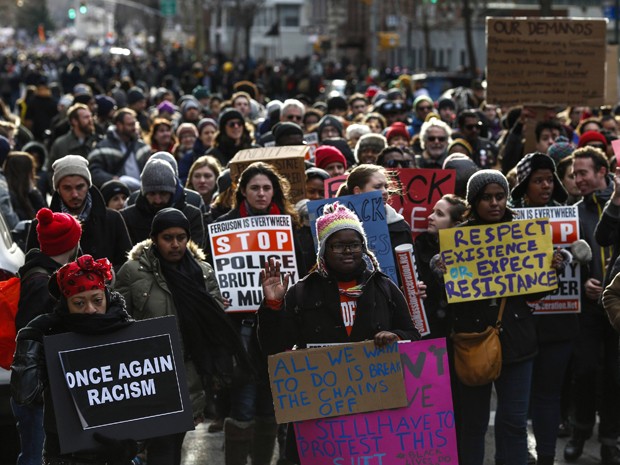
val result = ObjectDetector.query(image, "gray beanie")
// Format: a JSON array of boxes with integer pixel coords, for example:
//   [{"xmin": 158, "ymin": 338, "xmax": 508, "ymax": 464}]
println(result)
[
  {"xmin": 52, "ymin": 155, "xmax": 92, "ymax": 189},
  {"xmin": 466, "ymin": 169, "xmax": 509, "ymax": 206},
  {"xmin": 140, "ymin": 159, "xmax": 177, "ymax": 195},
  {"xmin": 150, "ymin": 151, "xmax": 179, "ymax": 176}
]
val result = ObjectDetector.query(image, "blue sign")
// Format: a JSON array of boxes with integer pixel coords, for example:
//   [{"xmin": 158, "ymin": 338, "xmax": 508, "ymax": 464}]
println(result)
[{"xmin": 308, "ymin": 190, "xmax": 398, "ymax": 283}]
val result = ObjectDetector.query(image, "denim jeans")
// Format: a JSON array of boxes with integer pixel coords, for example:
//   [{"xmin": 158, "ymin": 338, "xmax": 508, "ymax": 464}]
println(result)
[
  {"xmin": 531, "ymin": 340, "xmax": 573, "ymax": 457},
  {"xmin": 457, "ymin": 359, "xmax": 534, "ymax": 465},
  {"xmin": 10, "ymin": 397, "xmax": 44, "ymax": 465}
]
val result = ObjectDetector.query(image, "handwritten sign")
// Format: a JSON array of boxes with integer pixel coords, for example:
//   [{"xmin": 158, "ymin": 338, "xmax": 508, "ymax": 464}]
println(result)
[
  {"xmin": 439, "ymin": 219, "xmax": 557, "ymax": 303},
  {"xmin": 514, "ymin": 206, "xmax": 580, "ymax": 313},
  {"xmin": 44, "ymin": 316, "xmax": 193, "ymax": 454},
  {"xmin": 209, "ymin": 215, "xmax": 299, "ymax": 312},
  {"xmin": 389, "ymin": 169, "xmax": 456, "ymax": 240},
  {"xmin": 229, "ymin": 146, "xmax": 308, "ymax": 203},
  {"xmin": 295, "ymin": 339, "xmax": 458, "ymax": 465},
  {"xmin": 324, "ymin": 175, "xmax": 347, "ymax": 198},
  {"xmin": 268, "ymin": 341, "xmax": 407, "ymax": 424},
  {"xmin": 486, "ymin": 17, "xmax": 607, "ymax": 106},
  {"xmin": 308, "ymin": 191, "xmax": 398, "ymax": 283}
]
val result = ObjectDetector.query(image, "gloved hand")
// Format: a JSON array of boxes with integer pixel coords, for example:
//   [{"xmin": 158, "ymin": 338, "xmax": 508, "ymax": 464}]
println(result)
[{"xmin": 93, "ymin": 432, "xmax": 138, "ymax": 464}]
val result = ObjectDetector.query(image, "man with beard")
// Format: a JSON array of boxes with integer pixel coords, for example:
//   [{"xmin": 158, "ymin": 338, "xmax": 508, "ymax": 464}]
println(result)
[
  {"xmin": 47, "ymin": 104, "xmax": 100, "ymax": 173},
  {"xmin": 418, "ymin": 118, "xmax": 452, "ymax": 169},
  {"xmin": 456, "ymin": 109, "xmax": 498, "ymax": 169},
  {"xmin": 120, "ymin": 159, "xmax": 204, "ymax": 246},
  {"xmin": 26, "ymin": 155, "xmax": 132, "ymax": 269},
  {"xmin": 88, "ymin": 108, "xmax": 151, "ymax": 191}
]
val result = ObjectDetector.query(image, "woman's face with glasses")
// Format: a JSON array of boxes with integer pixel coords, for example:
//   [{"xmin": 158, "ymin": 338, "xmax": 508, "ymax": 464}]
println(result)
[{"xmin": 225, "ymin": 119, "xmax": 244, "ymax": 141}]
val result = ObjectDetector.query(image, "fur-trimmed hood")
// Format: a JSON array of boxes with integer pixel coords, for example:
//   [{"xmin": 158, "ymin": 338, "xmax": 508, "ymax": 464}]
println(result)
[{"xmin": 127, "ymin": 238, "xmax": 206, "ymax": 262}]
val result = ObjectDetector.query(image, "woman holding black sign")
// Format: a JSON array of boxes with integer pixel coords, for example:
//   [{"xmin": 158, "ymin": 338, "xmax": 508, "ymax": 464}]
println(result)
[{"xmin": 10, "ymin": 255, "xmax": 138, "ymax": 465}]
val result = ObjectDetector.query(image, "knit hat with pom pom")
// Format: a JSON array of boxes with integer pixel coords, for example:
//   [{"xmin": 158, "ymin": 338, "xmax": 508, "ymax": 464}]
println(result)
[
  {"xmin": 36, "ymin": 208, "xmax": 82, "ymax": 256},
  {"xmin": 315, "ymin": 202, "xmax": 379, "ymax": 276}
]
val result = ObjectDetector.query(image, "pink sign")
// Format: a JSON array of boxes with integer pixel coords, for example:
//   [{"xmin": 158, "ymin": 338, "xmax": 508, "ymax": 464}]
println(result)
[{"xmin": 294, "ymin": 339, "xmax": 458, "ymax": 465}]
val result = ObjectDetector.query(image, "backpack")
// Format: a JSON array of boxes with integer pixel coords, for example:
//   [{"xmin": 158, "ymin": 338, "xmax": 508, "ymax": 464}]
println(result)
[{"xmin": 0, "ymin": 266, "xmax": 48, "ymax": 370}]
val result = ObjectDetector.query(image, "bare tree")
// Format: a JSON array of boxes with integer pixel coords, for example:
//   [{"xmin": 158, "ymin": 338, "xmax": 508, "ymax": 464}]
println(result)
[
  {"xmin": 462, "ymin": 0, "xmax": 477, "ymax": 77},
  {"xmin": 229, "ymin": 0, "xmax": 265, "ymax": 61},
  {"xmin": 539, "ymin": 0, "xmax": 553, "ymax": 16}
]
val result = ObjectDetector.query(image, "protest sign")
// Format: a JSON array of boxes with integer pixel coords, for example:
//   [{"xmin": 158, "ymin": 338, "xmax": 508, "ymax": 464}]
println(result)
[
  {"xmin": 513, "ymin": 206, "xmax": 580, "ymax": 313},
  {"xmin": 324, "ymin": 175, "xmax": 347, "ymax": 198},
  {"xmin": 486, "ymin": 17, "xmax": 607, "ymax": 107},
  {"xmin": 209, "ymin": 215, "xmax": 299, "ymax": 312},
  {"xmin": 295, "ymin": 339, "xmax": 458, "ymax": 465},
  {"xmin": 388, "ymin": 168, "xmax": 456, "ymax": 240},
  {"xmin": 395, "ymin": 244, "xmax": 429, "ymax": 336},
  {"xmin": 268, "ymin": 341, "xmax": 407, "ymax": 424},
  {"xmin": 308, "ymin": 191, "xmax": 398, "ymax": 283},
  {"xmin": 229, "ymin": 145, "xmax": 308, "ymax": 203},
  {"xmin": 439, "ymin": 218, "xmax": 557, "ymax": 303},
  {"xmin": 44, "ymin": 316, "xmax": 193, "ymax": 454},
  {"xmin": 305, "ymin": 132, "xmax": 319, "ymax": 162}
]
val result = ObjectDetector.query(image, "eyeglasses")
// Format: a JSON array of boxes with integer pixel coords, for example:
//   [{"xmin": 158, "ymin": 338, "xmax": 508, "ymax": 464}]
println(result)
[
  {"xmin": 226, "ymin": 121, "xmax": 243, "ymax": 128},
  {"xmin": 286, "ymin": 114, "xmax": 303, "ymax": 122},
  {"xmin": 380, "ymin": 102, "xmax": 405, "ymax": 113},
  {"xmin": 417, "ymin": 105, "xmax": 433, "ymax": 112},
  {"xmin": 427, "ymin": 136, "xmax": 447, "ymax": 142},
  {"xmin": 329, "ymin": 242, "xmax": 363, "ymax": 253},
  {"xmin": 464, "ymin": 122, "xmax": 483, "ymax": 131},
  {"xmin": 386, "ymin": 159, "xmax": 413, "ymax": 168}
]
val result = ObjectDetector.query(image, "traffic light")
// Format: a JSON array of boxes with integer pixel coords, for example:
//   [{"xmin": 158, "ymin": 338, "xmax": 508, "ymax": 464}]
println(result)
[
  {"xmin": 79, "ymin": 2, "xmax": 87, "ymax": 14},
  {"xmin": 68, "ymin": 7, "xmax": 76, "ymax": 19}
]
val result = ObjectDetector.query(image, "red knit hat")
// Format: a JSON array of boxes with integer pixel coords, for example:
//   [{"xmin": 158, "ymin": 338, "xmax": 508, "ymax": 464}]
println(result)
[
  {"xmin": 385, "ymin": 122, "xmax": 411, "ymax": 143},
  {"xmin": 36, "ymin": 208, "xmax": 82, "ymax": 256},
  {"xmin": 578, "ymin": 130, "xmax": 608, "ymax": 149},
  {"xmin": 315, "ymin": 145, "xmax": 346, "ymax": 170},
  {"xmin": 56, "ymin": 255, "xmax": 112, "ymax": 298}
]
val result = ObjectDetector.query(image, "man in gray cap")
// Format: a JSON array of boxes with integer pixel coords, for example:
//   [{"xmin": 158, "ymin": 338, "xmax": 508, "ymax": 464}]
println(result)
[
  {"xmin": 26, "ymin": 154, "xmax": 132, "ymax": 269},
  {"xmin": 120, "ymin": 159, "xmax": 205, "ymax": 246}
]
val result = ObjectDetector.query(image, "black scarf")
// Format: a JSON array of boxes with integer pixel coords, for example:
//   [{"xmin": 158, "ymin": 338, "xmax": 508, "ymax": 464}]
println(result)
[
  {"xmin": 52, "ymin": 291, "xmax": 133, "ymax": 335},
  {"xmin": 155, "ymin": 249, "xmax": 254, "ymax": 386}
]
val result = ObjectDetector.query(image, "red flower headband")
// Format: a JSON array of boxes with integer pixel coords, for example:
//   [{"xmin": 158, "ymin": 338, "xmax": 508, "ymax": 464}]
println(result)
[{"xmin": 56, "ymin": 255, "xmax": 113, "ymax": 298}]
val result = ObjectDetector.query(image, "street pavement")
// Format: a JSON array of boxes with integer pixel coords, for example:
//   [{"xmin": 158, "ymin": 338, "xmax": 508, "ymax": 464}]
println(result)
[{"xmin": 180, "ymin": 417, "xmax": 605, "ymax": 465}]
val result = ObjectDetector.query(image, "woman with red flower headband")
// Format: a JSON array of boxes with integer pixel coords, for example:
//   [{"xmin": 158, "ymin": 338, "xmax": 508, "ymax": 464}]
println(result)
[{"xmin": 10, "ymin": 255, "xmax": 138, "ymax": 465}]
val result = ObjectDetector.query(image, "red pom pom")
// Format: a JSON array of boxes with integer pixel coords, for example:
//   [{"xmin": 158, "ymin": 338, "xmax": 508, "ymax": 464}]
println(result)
[{"xmin": 36, "ymin": 208, "xmax": 54, "ymax": 226}]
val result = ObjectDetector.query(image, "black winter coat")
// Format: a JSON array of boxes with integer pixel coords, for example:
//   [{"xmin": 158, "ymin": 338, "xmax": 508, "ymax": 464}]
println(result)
[
  {"xmin": 26, "ymin": 187, "xmax": 132, "ymax": 270},
  {"xmin": 258, "ymin": 269, "xmax": 420, "ymax": 355}
]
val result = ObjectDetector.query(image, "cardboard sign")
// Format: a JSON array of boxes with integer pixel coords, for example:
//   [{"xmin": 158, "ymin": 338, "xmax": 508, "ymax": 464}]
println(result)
[
  {"xmin": 324, "ymin": 175, "xmax": 347, "ymax": 198},
  {"xmin": 388, "ymin": 168, "xmax": 456, "ymax": 240},
  {"xmin": 439, "ymin": 219, "xmax": 557, "ymax": 303},
  {"xmin": 295, "ymin": 339, "xmax": 458, "ymax": 465},
  {"xmin": 486, "ymin": 17, "xmax": 607, "ymax": 106},
  {"xmin": 209, "ymin": 215, "xmax": 300, "ymax": 312},
  {"xmin": 606, "ymin": 45, "xmax": 619, "ymax": 106},
  {"xmin": 268, "ymin": 341, "xmax": 407, "ymax": 424},
  {"xmin": 308, "ymin": 191, "xmax": 398, "ymax": 283},
  {"xmin": 229, "ymin": 145, "xmax": 308, "ymax": 203},
  {"xmin": 44, "ymin": 316, "xmax": 193, "ymax": 454},
  {"xmin": 513, "ymin": 206, "xmax": 580, "ymax": 313}
]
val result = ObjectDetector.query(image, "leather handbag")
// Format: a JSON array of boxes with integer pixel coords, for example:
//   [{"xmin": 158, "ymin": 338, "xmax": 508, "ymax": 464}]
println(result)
[{"xmin": 451, "ymin": 298, "xmax": 506, "ymax": 387}]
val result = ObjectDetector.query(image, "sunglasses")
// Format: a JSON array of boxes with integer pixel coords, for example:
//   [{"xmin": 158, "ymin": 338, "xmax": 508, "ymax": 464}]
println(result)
[
  {"xmin": 386, "ymin": 159, "xmax": 413, "ymax": 168},
  {"xmin": 427, "ymin": 136, "xmax": 447, "ymax": 142},
  {"xmin": 226, "ymin": 120, "xmax": 243, "ymax": 128},
  {"xmin": 464, "ymin": 122, "xmax": 483, "ymax": 131},
  {"xmin": 286, "ymin": 114, "xmax": 303, "ymax": 121},
  {"xmin": 417, "ymin": 105, "xmax": 433, "ymax": 112},
  {"xmin": 381, "ymin": 102, "xmax": 405, "ymax": 113}
]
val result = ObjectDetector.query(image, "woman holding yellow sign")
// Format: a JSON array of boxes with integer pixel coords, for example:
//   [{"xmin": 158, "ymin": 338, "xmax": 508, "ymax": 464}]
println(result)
[{"xmin": 437, "ymin": 169, "xmax": 566, "ymax": 465}]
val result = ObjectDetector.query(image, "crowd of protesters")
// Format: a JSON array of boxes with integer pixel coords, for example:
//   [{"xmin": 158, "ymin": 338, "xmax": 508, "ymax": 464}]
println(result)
[{"xmin": 4, "ymin": 48, "xmax": 620, "ymax": 465}]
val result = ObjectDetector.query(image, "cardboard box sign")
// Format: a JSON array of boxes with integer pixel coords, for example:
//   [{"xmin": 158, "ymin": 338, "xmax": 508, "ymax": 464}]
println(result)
[
  {"xmin": 267, "ymin": 341, "xmax": 408, "ymax": 424},
  {"xmin": 486, "ymin": 17, "xmax": 607, "ymax": 106},
  {"xmin": 229, "ymin": 145, "xmax": 308, "ymax": 203},
  {"xmin": 44, "ymin": 316, "xmax": 194, "ymax": 454}
]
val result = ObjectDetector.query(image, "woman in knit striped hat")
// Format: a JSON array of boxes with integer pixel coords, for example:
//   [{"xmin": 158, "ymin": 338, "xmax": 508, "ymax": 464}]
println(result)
[{"xmin": 257, "ymin": 201, "xmax": 419, "ymax": 463}]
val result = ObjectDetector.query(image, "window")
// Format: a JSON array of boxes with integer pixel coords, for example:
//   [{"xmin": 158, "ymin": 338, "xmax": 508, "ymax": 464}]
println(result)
[{"xmin": 278, "ymin": 4, "xmax": 300, "ymax": 27}]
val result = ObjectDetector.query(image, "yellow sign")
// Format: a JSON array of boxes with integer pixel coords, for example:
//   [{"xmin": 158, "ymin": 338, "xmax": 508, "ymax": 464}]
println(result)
[{"xmin": 439, "ymin": 219, "xmax": 557, "ymax": 303}]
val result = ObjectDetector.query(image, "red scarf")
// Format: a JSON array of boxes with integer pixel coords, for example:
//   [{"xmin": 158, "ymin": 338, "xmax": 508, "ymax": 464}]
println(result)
[{"xmin": 239, "ymin": 200, "xmax": 281, "ymax": 217}]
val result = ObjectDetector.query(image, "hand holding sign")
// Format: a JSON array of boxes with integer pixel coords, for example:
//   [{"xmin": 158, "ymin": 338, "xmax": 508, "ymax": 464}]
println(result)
[{"xmin": 260, "ymin": 257, "xmax": 290, "ymax": 305}]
